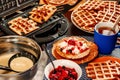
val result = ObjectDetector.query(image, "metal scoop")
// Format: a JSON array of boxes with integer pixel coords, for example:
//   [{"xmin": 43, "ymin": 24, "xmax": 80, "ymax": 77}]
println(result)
[{"xmin": 0, "ymin": 52, "xmax": 37, "ymax": 73}]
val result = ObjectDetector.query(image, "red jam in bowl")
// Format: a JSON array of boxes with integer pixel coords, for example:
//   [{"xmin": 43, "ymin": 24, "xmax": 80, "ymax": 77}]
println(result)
[{"xmin": 49, "ymin": 66, "xmax": 78, "ymax": 80}]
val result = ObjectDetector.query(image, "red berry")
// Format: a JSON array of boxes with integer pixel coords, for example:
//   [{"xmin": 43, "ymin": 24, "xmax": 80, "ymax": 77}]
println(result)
[
  {"xmin": 79, "ymin": 42, "xmax": 83, "ymax": 46},
  {"xmin": 49, "ymin": 66, "xmax": 78, "ymax": 80},
  {"xmin": 68, "ymin": 39, "xmax": 76, "ymax": 45}
]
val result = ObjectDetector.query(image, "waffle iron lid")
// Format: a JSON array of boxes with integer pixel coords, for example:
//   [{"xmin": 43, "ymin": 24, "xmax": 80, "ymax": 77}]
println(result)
[{"xmin": 0, "ymin": 0, "xmax": 37, "ymax": 17}]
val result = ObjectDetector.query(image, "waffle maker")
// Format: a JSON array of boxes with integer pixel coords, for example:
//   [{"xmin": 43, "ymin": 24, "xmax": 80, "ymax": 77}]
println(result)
[{"xmin": 0, "ymin": 0, "xmax": 69, "ymax": 43}]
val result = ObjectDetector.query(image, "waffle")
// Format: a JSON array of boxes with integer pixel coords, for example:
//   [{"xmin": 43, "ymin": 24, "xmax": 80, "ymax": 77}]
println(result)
[
  {"xmin": 71, "ymin": 0, "xmax": 120, "ymax": 33},
  {"xmin": 29, "ymin": 5, "xmax": 57, "ymax": 23},
  {"xmin": 52, "ymin": 36, "xmax": 98, "ymax": 64},
  {"xmin": 53, "ymin": 36, "xmax": 90, "ymax": 59},
  {"xmin": 8, "ymin": 17, "xmax": 39, "ymax": 35},
  {"xmin": 96, "ymin": 11, "xmax": 120, "ymax": 26},
  {"xmin": 86, "ymin": 60, "xmax": 120, "ymax": 80},
  {"xmin": 42, "ymin": 0, "xmax": 78, "ymax": 6},
  {"xmin": 102, "ymin": 1, "xmax": 118, "ymax": 13},
  {"xmin": 72, "ymin": 9, "xmax": 97, "ymax": 31},
  {"xmin": 80, "ymin": 0, "xmax": 106, "ymax": 11},
  {"xmin": 43, "ymin": 0, "xmax": 67, "ymax": 6}
]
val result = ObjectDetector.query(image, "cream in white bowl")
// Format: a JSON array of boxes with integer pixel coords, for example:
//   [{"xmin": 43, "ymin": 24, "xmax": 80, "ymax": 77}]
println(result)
[{"xmin": 44, "ymin": 59, "xmax": 82, "ymax": 80}]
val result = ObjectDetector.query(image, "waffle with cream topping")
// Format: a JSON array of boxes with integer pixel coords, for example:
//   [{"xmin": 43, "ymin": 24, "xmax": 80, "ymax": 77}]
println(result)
[
  {"xmin": 52, "ymin": 36, "xmax": 90, "ymax": 59},
  {"xmin": 52, "ymin": 36, "xmax": 98, "ymax": 64}
]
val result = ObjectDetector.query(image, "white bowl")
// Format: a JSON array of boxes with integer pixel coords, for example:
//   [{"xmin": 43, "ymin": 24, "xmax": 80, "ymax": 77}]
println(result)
[{"xmin": 44, "ymin": 59, "xmax": 82, "ymax": 80}]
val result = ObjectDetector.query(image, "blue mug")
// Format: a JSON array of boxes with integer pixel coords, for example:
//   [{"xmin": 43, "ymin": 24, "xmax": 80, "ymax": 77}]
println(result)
[{"xmin": 94, "ymin": 22, "xmax": 120, "ymax": 54}]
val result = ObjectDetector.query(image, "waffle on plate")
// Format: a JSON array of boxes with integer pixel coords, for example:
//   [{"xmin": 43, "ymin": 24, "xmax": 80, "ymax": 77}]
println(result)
[
  {"xmin": 71, "ymin": 0, "xmax": 120, "ymax": 33},
  {"xmin": 42, "ymin": 0, "xmax": 78, "ymax": 6},
  {"xmin": 29, "ymin": 4, "xmax": 57, "ymax": 23},
  {"xmin": 52, "ymin": 36, "xmax": 98, "ymax": 64}
]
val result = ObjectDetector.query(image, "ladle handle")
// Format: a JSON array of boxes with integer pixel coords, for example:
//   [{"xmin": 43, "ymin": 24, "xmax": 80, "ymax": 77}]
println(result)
[
  {"xmin": 0, "ymin": 65, "xmax": 12, "ymax": 71},
  {"xmin": 0, "ymin": 65, "xmax": 19, "ymax": 73},
  {"xmin": 42, "ymin": 44, "xmax": 55, "ymax": 69}
]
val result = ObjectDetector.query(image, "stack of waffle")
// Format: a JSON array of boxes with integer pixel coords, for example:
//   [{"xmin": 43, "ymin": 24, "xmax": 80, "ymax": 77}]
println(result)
[{"xmin": 72, "ymin": 0, "xmax": 120, "ymax": 32}]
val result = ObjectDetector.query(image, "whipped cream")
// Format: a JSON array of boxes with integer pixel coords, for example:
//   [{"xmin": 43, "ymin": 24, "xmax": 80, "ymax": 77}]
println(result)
[{"xmin": 58, "ymin": 37, "xmax": 89, "ymax": 54}]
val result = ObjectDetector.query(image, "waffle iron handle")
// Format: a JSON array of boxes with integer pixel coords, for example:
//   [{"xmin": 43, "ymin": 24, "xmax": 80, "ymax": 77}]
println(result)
[
  {"xmin": 33, "ymin": 34, "xmax": 58, "ymax": 44},
  {"xmin": 33, "ymin": 19, "xmax": 68, "ymax": 44}
]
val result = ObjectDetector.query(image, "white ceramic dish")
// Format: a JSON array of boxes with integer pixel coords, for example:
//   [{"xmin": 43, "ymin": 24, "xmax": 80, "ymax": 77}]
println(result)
[{"xmin": 44, "ymin": 59, "xmax": 82, "ymax": 80}]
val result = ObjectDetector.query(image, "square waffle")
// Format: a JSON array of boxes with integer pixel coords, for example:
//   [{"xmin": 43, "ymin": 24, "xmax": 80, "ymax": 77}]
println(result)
[
  {"xmin": 86, "ymin": 60, "xmax": 120, "ymax": 80},
  {"xmin": 96, "ymin": 11, "xmax": 120, "ymax": 26},
  {"xmin": 72, "ymin": 9, "xmax": 97, "ymax": 31},
  {"xmin": 8, "ymin": 17, "xmax": 39, "ymax": 35},
  {"xmin": 29, "ymin": 4, "xmax": 57, "ymax": 23},
  {"xmin": 102, "ymin": 1, "xmax": 118, "ymax": 13}
]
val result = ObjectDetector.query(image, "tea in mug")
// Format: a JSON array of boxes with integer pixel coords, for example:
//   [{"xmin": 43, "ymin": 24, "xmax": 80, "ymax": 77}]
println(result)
[{"xmin": 97, "ymin": 26, "xmax": 116, "ymax": 35}]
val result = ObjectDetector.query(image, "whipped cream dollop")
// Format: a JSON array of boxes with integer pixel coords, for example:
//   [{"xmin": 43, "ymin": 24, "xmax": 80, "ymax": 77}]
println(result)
[{"xmin": 58, "ymin": 37, "xmax": 89, "ymax": 54}]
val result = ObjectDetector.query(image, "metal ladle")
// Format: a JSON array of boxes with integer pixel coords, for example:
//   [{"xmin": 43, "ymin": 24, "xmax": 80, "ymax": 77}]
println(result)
[{"xmin": 0, "ymin": 52, "xmax": 37, "ymax": 73}]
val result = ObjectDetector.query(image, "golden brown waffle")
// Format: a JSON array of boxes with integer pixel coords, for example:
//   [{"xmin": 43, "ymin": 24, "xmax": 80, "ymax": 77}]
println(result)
[
  {"xmin": 96, "ymin": 10, "xmax": 120, "ymax": 26},
  {"xmin": 8, "ymin": 17, "xmax": 38, "ymax": 35},
  {"xmin": 42, "ymin": 0, "xmax": 78, "ymax": 6},
  {"xmin": 81, "ymin": 0, "xmax": 106, "ymax": 10},
  {"xmin": 72, "ymin": 9, "xmax": 97, "ymax": 32},
  {"xmin": 53, "ymin": 36, "xmax": 90, "ymax": 59},
  {"xmin": 29, "ymin": 5, "xmax": 57, "ymax": 23},
  {"xmin": 71, "ymin": 0, "xmax": 120, "ymax": 33},
  {"xmin": 102, "ymin": 1, "xmax": 118, "ymax": 13},
  {"xmin": 96, "ymin": 11, "xmax": 117, "ymax": 22},
  {"xmin": 86, "ymin": 60, "xmax": 120, "ymax": 80}
]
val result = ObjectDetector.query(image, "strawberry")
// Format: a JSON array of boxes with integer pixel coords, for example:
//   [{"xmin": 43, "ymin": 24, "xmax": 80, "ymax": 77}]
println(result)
[
  {"xmin": 79, "ymin": 42, "xmax": 83, "ymax": 46},
  {"xmin": 68, "ymin": 39, "xmax": 76, "ymax": 45}
]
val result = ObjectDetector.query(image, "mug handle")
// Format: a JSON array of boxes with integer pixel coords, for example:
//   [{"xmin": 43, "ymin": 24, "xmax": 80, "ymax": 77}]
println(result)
[
  {"xmin": 115, "ymin": 32, "xmax": 120, "ymax": 48},
  {"xmin": 118, "ymin": 32, "xmax": 120, "ymax": 37}
]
